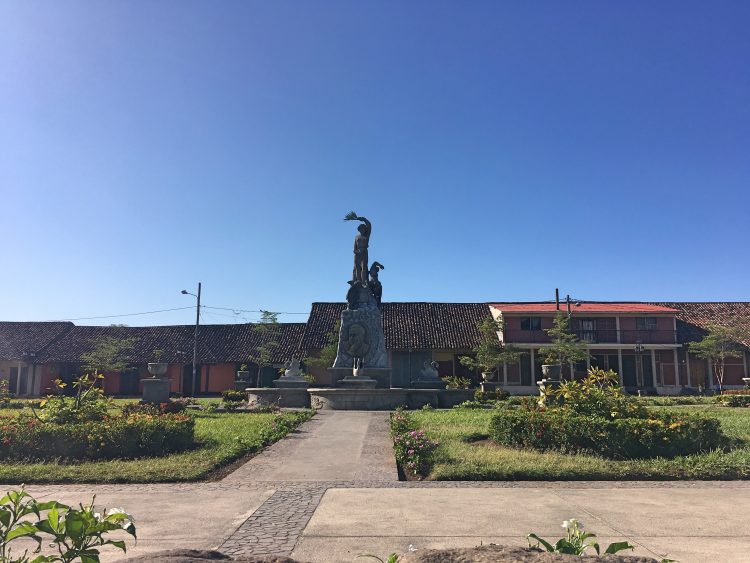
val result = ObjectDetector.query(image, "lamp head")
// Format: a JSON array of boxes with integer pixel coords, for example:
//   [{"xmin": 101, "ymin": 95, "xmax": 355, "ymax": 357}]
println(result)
[{"xmin": 181, "ymin": 290, "xmax": 188, "ymax": 294}]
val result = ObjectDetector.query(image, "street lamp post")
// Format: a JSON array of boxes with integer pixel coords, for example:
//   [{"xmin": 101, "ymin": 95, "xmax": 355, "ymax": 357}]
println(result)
[{"xmin": 181, "ymin": 283, "xmax": 201, "ymax": 397}]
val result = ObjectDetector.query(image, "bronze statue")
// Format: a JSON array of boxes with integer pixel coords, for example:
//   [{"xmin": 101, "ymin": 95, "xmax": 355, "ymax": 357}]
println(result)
[
  {"xmin": 368, "ymin": 261, "xmax": 384, "ymax": 307},
  {"xmin": 345, "ymin": 212, "xmax": 371, "ymax": 285}
]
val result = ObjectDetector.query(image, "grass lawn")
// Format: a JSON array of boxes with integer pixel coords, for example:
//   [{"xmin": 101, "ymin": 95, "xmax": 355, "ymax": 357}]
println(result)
[
  {"xmin": 0, "ymin": 406, "xmax": 313, "ymax": 483},
  {"xmin": 410, "ymin": 405, "xmax": 750, "ymax": 480}
]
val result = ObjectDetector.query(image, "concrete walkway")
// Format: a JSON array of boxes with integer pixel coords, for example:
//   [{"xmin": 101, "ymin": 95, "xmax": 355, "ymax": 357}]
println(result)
[
  {"xmin": 7, "ymin": 412, "xmax": 750, "ymax": 562},
  {"xmin": 224, "ymin": 411, "xmax": 398, "ymax": 482}
]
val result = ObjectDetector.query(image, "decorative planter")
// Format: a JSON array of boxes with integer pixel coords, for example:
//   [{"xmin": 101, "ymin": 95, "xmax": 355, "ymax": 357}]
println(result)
[
  {"xmin": 236, "ymin": 370, "xmax": 250, "ymax": 381},
  {"xmin": 147, "ymin": 362, "xmax": 169, "ymax": 377},
  {"xmin": 541, "ymin": 364, "xmax": 561, "ymax": 379},
  {"xmin": 481, "ymin": 371, "xmax": 495, "ymax": 382}
]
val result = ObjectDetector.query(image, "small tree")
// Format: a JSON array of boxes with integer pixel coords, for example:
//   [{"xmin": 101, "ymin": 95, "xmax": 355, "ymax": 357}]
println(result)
[
  {"xmin": 460, "ymin": 317, "xmax": 524, "ymax": 377},
  {"xmin": 248, "ymin": 311, "xmax": 282, "ymax": 381},
  {"xmin": 538, "ymin": 312, "xmax": 588, "ymax": 368},
  {"xmin": 80, "ymin": 335, "xmax": 137, "ymax": 376},
  {"xmin": 688, "ymin": 322, "xmax": 749, "ymax": 392},
  {"xmin": 306, "ymin": 320, "xmax": 341, "ymax": 370}
]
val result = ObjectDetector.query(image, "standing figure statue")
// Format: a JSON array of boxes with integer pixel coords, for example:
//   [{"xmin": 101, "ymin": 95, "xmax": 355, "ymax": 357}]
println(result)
[
  {"xmin": 345, "ymin": 212, "xmax": 371, "ymax": 285},
  {"xmin": 368, "ymin": 261, "xmax": 384, "ymax": 307}
]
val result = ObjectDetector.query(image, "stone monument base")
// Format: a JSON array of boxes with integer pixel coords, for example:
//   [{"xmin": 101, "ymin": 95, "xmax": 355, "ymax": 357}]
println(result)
[
  {"xmin": 142, "ymin": 378, "xmax": 171, "ymax": 404},
  {"xmin": 308, "ymin": 388, "xmax": 408, "ymax": 410},
  {"xmin": 328, "ymin": 367, "xmax": 391, "ymax": 389},
  {"xmin": 407, "ymin": 389, "xmax": 440, "ymax": 409},
  {"xmin": 274, "ymin": 376, "xmax": 311, "ymax": 389},
  {"xmin": 246, "ymin": 387, "xmax": 310, "ymax": 408},
  {"xmin": 338, "ymin": 375, "xmax": 378, "ymax": 389},
  {"xmin": 412, "ymin": 380, "xmax": 446, "ymax": 389},
  {"xmin": 437, "ymin": 389, "xmax": 475, "ymax": 408}
]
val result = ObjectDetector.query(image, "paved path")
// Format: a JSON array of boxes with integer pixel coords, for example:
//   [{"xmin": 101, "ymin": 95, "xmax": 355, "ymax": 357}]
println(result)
[
  {"xmin": 223, "ymin": 411, "xmax": 397, "ymax": 483},
  {"xmin": 7, "ymin": 412, "xmax": 750, "ymax": 562}
]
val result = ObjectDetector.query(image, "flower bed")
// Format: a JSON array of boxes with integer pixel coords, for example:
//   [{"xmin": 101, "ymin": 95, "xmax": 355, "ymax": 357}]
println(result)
[
  {"xmin": 390, "ymin": 408, "xmax": 439, "ymax": 476},
  {"xmin": 489, "ymin": 408, "xmax": 725, "ymax": 459},
  {"xmin": 0, "ymin": 413, "xmax": 195, "ymax": 461}
]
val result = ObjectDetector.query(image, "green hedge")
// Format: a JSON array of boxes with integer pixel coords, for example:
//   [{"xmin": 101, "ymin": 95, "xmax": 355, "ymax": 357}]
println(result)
[
  {"xmin": 717, "ymin": 395, "xmax": 750, "ymax": 407},
  {"xmin": 0, "ymin": 414, "xmax": 195, "ymax": 461},
  {"xmin": 489, "ymin": 409, "xmax": 725, "ymax": 460}
]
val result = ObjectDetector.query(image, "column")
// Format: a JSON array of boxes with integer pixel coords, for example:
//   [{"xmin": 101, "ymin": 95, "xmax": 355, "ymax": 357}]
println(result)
[
  {"xmin": 651, "ymin": 349, "xmax": 658, "ymax": 387},
  {"xmin": 529, "ymin": 348, "xmax": 535, "ymax": 384},
  {"xmin": 673, "ymin": 349, "xmax": 680, "ymax": 386},
  {"xmin": 617, "ymin": 349, "xmax": 623, "ymax": 385}
]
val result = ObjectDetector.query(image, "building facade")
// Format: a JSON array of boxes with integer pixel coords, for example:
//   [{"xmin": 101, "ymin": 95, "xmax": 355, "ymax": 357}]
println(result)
[{"xmin": 1, "ymin": 301, "xmax": 748, "ymax": 397}]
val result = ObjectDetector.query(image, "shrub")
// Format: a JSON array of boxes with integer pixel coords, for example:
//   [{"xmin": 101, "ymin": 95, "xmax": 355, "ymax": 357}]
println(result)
[
  {"xmin": 222, "ymin": 389, "xmax": 247, "ymax": 402},
  {"xmin": 719, "ymin": 389, "xmax": 750, "ymax": 395},
  {"xmin": 716, "ymin": 395, "xmax": 750, "ymax": 407},
  {"xmin": 441, "ymin": 376, "xmax": 471, "ymax": 389},
  {"xmin": 489, "ymin": 408, "xmax": 726, "ymax": 460},
  {"xmin": 541, "ymin": 368, "xmax": 646, "ymax": 419},
  {"xmin": 474, "ymin": 388, "xmax": 510, "ymax": 402},
  {"xmin": 389, "ymin": 408, "xmax": 439, "ymax": 476},
  {"xmin": 0, "ymin": 414, "xmax": 195, "ymax": 461},
  {"xmin": 122, "ymin": 398, "xmax": 191, "ymax": 416}
]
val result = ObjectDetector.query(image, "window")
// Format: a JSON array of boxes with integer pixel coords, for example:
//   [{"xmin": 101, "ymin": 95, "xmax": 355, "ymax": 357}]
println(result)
[
  {"xmin": 636, "ymin": 317, "xmax": 658, "ymax": 331},
  {"xmin": 521, "ymin": 317, "xmax": 542, "ymax": 331}
]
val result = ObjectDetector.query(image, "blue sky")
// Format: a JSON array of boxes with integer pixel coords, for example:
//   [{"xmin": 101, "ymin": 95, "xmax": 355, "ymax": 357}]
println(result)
[{"xmin": 1, "ymin": 1, "xmax": 748, "ymax": 326}]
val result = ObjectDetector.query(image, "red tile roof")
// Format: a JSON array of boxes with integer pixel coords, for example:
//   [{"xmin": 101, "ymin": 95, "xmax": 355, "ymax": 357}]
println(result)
[
  {"xmin": 491, "ymin": 303, "xmax": 679, "ymax": 314},
  {"xmin": 650, "ymin": 302, "xmax": 750, "ymax": 346}
]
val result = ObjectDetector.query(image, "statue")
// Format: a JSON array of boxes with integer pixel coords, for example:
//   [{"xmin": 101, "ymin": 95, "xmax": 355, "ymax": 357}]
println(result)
[
  {"xmin": 331, "ymin": 212, "xmax": 389, "ymax": 376},
  {"xmin": 345, "ymin": 212, "xmax": 371, "ymax": 285},
  {"xmin": 368, "ymin": 261, "xmax": 384, "ymax": 307},
  {"xmin": 283, "ymin": 357, "xmax": 302, "ymax": 378}
]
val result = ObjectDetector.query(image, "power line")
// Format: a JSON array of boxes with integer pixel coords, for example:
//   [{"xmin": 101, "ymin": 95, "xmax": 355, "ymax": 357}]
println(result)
[
  {"xmin": 202, "ymin": 305, "xmax": 309, "ymax": 315},
  {"xmin": 46, "ymin": 306, "xmax": 194, "ymax": 322}
]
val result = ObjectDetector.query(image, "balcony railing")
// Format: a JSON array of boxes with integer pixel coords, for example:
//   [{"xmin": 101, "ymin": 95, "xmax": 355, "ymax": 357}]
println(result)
[{"xmin": 503, "ymin": 329, "xmax": 678, "ymax": 345}]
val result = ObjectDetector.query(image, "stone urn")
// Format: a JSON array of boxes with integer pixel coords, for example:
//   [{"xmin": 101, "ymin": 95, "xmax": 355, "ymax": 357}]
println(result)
[
  {"xmin": 147, "ymin": 362, "xmax": 169, "ymax": 378},
  {"xmin": 541, "ymin": 364, "xmax": 561, "ymax": 380},
  {"xmin": 481, "ymin": 371, "xmax": 495, "ymax": 382}
]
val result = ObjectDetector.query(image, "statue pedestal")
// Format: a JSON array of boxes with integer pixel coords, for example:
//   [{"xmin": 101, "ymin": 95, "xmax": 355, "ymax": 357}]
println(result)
[
  {"xmin": 142, "ymin": 378, "xmax": 171, "ymax": 404},
  {"xmin": 412, "ymin": 379, "xmax": 446, "ymax": 390},
  {"xmin": 338, "ymin": 375, "xmax": 378, "ymax": 389},
  {"xmin": 329, "ymin": 367, "xmax": 391, "ymax": 389},
  {"xmin": 274, "ymin": 376, "xmax": 310, "ymax": 389}
]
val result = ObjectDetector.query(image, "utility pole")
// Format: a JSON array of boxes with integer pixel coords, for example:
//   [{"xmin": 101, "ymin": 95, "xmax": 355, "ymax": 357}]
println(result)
[
  {"xmin": 566, "ymin": 294, "xmax": 572, "ymax": 318},
  {"xmin": 182, "ymin": 282, "xmax": 201, "ymax": 397},
  {"xmin": 192, "ymin": 282, "xmax": 201, "ymax": 397},
  {"xmin": 555, "ymin": 288, "xmax": 560, "ymax": 311}
]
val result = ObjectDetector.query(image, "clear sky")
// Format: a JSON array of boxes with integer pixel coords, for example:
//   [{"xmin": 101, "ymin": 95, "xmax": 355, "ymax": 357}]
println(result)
[{"xmin": 1, "ymin": 1, "xmax": 748, "ymax": 326}]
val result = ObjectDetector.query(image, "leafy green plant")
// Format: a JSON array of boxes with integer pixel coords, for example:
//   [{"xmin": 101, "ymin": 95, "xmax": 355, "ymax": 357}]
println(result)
[
  {"xmin": 539, "ymin": 367, "xmax": 646, "ymax": 419},
  {"xmin": 357, "ymin": 554, "xmax": 399, "ymax": 563},
  {"xmin": 527, "ymin": 518, "xmax": 633, "ymax": 556},
  {"xmin": 441, "ymin": 376, "xmax": 471, "ymax": 389},
  {"xmin": 151, "ymin": 349, "xmax": 165, "ymax": 362},
  {"xmin": 538, "ymin": 312, "xmax": 588, "ymax": 367},
  {"xmin": 0, "ymin": 486, "xmax": 136, "ymax": 562},
  {"xmin": 459, "ymin": 317, "xmax": 524, "ymax": 376},
  {"xmin": 37, "ymin": 375, "xmax": 111, "ymax": 424}
]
